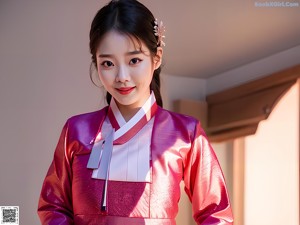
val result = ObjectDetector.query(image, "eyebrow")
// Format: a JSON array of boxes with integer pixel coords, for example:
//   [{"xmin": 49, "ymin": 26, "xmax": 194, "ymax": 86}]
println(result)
[{"xmin": 98, "ymin": 50, "xmax": 143, "ymax": 58}]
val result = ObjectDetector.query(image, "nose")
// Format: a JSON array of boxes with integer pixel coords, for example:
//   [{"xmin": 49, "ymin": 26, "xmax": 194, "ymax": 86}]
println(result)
[{"xmin": 116, "ymin": 65, "xmax": 130, "ymax": 83}]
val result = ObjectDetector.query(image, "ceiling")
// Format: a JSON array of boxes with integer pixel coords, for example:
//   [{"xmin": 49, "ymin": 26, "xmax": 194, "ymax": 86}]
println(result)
[{"xmin": 139, "ymin": 0, "xmax": 300, "ymax": 78}]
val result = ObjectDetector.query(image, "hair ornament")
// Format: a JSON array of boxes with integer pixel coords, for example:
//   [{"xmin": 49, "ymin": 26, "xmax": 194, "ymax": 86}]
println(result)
[{"xmin": 154, "ymin": 19, "xmax": 166, "ymax": 47}]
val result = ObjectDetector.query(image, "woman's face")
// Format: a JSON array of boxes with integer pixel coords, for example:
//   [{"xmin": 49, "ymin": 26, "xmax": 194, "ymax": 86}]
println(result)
[{"xmin": 96, "ymin": 30, "xmax": 162, "ymax": 110}]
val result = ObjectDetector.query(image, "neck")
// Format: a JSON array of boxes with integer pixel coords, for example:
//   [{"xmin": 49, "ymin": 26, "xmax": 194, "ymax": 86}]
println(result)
[
  {"xmin": 113, "ymin": 91, "xmax": 152, "ymax": 122},
  {"xmin": 117, "ymin": 104, "xmax": 140, "ymax": 122}
]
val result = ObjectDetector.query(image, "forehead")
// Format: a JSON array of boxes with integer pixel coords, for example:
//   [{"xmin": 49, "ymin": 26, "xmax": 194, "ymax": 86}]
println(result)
[{"xmin": 97, "ymin": 30, "xmax": 146, "ymax": 54}]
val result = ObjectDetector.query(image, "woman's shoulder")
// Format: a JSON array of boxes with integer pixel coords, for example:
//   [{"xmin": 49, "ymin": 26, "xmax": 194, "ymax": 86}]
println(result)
[
  {"xmin": 64, "ymin": 107, "xmax": 108, "ymax": 134},
  {"xmin": 156, "ymin": 107, "xmax": 203, "ymax": 136},
  {"xmin": 158, "ymin": 107, "xmax": 199, "ymax": 125},
  {"xmin": 157, "ymin": 107, "xmax": 208, "ymax": 143},
  {"xmin": 57, "ymin": 107, "xmax": 108, "ymax": 145}
]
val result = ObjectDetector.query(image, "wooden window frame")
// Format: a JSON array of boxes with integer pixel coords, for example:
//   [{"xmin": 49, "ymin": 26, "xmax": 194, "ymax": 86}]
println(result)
[{"xmin": 206, "ymin": 64, "xmax": 300, "ymax": 142}]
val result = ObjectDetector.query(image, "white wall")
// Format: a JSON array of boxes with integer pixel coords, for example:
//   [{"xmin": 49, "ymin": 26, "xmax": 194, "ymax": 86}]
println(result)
[
  {"xmin": 0, "ymin": 2, "xmax": 103, "ymax": 225},
  {"xmin": 161, "ymin": 74, "xmax": 206, "ymax": 110},
  {"xmin": 207, "ymin": 45, "xmax": 300, "ymax": 95},
  {"xmin": 244, "ymin": 83, "xmax": 299, "ymax": 225}
]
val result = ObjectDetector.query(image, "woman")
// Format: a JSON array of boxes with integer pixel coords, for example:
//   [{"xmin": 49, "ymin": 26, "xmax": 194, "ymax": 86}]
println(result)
[{"xmin": 37, "ymin": 0, "xmax": 233, "ymax": 224}]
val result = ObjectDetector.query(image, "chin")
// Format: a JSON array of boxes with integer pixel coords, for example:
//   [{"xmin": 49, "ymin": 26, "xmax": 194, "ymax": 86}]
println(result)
[{"xmin": 114, "ymin": 97, "xmax": 136, "ymax": 107}]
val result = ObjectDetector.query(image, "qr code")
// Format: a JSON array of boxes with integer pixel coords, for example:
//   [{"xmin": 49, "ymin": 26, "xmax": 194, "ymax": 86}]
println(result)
[{"xmin": 0, "ymin": 206, "xmax": 19, "ymax": 225}]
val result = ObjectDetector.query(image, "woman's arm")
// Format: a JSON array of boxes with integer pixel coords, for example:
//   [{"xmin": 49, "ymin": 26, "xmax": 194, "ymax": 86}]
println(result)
[
  {"xmin": 37, "ymin": 121, "xmax": 74, "ymax": 225},
  {"xmin": 183, "ymin": 121, "xmax": 233, "ymax": 225}
]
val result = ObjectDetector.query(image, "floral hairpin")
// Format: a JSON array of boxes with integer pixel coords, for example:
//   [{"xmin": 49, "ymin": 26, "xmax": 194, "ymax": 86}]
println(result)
[{"xmin": 154, "ymin": 19, "xmax": 166, "ymax": 47}]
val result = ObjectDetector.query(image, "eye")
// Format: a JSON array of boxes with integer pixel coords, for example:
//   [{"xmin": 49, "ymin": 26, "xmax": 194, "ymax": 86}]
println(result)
[
  {"xmin": 129, "ymin": 58, "xmax": 142, "ymax": 65},
  {"xmin": 101, "ymin": 61, "xmax": 114, "ymax": 68}
]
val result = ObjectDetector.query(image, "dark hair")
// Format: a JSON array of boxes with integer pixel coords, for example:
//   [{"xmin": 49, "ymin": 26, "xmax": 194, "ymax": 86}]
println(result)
[{"xmin": 89, "ymin": 0, "xmax": 163, "ymax": 107}]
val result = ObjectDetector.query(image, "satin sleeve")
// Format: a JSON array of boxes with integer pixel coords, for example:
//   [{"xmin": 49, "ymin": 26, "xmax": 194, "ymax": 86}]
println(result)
[
  {"xmin": 37, "ymin": 121, "xmax": 74, "ymax": 225},
  {"xmin": 183, "ymin": 121, "xmax": 233, "ymax": 225}
]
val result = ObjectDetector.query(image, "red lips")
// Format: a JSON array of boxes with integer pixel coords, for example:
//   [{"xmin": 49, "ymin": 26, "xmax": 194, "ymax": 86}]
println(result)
[{"xmin": 116, "ymin": 87, "xmax": 135, "ymax": 95}]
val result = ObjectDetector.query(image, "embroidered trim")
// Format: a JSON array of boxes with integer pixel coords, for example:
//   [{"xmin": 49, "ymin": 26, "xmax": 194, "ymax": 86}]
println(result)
[{"xmin": 108, "ymin": 92, "xmax": 157, "ymax": 144}]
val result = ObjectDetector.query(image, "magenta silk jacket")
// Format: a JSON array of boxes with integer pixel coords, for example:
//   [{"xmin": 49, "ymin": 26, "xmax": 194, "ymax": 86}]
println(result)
[{"xmin": 38, "ymin": 106, "xmax": 233, "ymax": 225}]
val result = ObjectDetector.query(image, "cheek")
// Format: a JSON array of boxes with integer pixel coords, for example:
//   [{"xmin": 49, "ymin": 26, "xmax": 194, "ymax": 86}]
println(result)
[
  {"xmin": 134, "ymin": 63, "xmax": 154, "ymax": 85},
  {"xmin": 97, "ymin": 69, "xmax": 114, "ymax": 87}
]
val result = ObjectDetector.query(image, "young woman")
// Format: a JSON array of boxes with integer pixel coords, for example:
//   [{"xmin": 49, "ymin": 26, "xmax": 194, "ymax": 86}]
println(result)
[{"xmin": 37, "ymin": 0, "xmax": 233, "ymax": 224}]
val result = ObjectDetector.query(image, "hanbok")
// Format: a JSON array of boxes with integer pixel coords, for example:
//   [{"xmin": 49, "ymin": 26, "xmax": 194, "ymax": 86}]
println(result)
[{"xmin": 38, "ymin": 93, "xmax": 233, "ymax": 224}]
